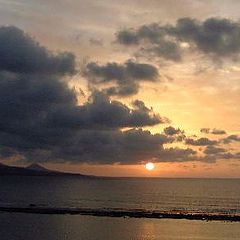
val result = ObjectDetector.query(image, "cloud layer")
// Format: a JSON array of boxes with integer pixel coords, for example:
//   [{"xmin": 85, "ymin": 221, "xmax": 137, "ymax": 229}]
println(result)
[
  {"xmin": 116, "ymin": 17, "xmax": 240, "ymax": 61},
  {"xmin": 0, "ymin": 25, "xmax": 239, "ymax": 165},
  {"xmin": 0, "ymin": 26, "xmax": 75, "ymax": 75},
  {"xmin": 0, "ymin": 26, "xmax": 187, "ymax": 165},
  {"xmin": 84, "ymin": 60, "xmax": 159, "ymax": 96}
]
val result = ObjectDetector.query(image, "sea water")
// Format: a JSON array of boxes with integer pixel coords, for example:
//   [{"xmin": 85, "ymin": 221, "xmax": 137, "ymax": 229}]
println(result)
[
  {"xmin": 0, "ymin": 176, "xmax": 239, "ymax": 214},
  {"xmin": 0, "ymin": 176, "xmax": 239, "ymax": 240}
]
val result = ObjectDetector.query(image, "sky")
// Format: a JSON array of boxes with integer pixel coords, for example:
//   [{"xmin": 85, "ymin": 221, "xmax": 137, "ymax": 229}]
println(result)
[{"xmin": 0, "ymin": 0, "xmax": 239, "ymax": 177}]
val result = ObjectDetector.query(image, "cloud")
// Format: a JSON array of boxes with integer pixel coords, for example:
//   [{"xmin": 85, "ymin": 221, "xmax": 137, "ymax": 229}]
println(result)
[
  {"xmin": 116, "ymin": 24, "xmax": 182, "ymax": 61},
  {"xmin": 0, "ymin": 51, "xmax": 194, "ymax": 164},
  {"xmin": 116, "ymin": 17, "xmax": 240, "ymax": 61},
  {"xmin": 171, "ymin": 18, "xmax": 240, "ymax": 57},
  {"xmin": 200, "ymin": 128, "xmax": 226, "ymax": 135},
  {"xmin": 163, "ymin": 126, "xmax": 186, "ymax": 142},
  {"xmin": 211, "ymin": 129, "xmax": 227, "ymax": 135},
  {"xmin": 0, "ymin": 67, "xmax": 233, "ymax": 164},
  {"xmin": 164, "ymin": 126, "xmax": 183, "ymax": 135},
  {"xmin": 0, "ymin": 25, "xmax": 237, "ymax": 165},
  {"xmin": 203, "ymin": 145, "xmax": 226, "ymax": 155},
  {"xmin": 203, "ymin": 150, "xmax": 240, "ymax": 161},
  {"xmin": 89, "ymin": 38, "xmax": 104, "ymax": 46},
  {"xmin": 117, "ymin": 30, "xmax": 139, "ymax": 45},
  {"xmin": 0, "ymin": 26, "xmax": 75, "ymax": 75},
  {"xmin": 200, "ymin": 128, "xmax": 211, "ymax": 134},
  {"xmin": 0, "ymin": 72, "xmax": 77, "ymax": 149},
  {"xmin": 46, "ymin": 91, "xmax": 168, "ymax": 129},
  {"xmin": 84, "ymin": 60, "xmax": 159, "ymax": 96},
  {"xmin": 19, "ymin": 129, "xmax": 195, "ymax": 165},
  {"xmin": 221, "ymin": 152, "xmax": 240, "ymax": 159},
  {"xmin": 0, "ymin": 26, "xmax": 191, "ymax": 165},
  {"xmin": 157, "ymin": 147, "xmax": 197, "ymax": 162},
  {"xmin": 185, "ymin": 137, "xmax": 217, "ymax": 146},
  {"xmin": 222, "ymin": 135, "xmax": 240, "ymax": 144},
  {"xmin": 0, "ymin": 70, "xmax": 166, "ymax": 153}
]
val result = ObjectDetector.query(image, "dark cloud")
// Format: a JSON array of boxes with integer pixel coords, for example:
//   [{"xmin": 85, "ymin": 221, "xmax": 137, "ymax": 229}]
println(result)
[
  {"xmin": 163, "ymin": 126, "xmax": 186, "ymax": 142},
  {"xmin": 194, "ymin": 134, "xmax": 240, "ymax": 161},
  {"xmin": 46, "ymin": 92, "xmax": 168, "ymax": 129},
  {"xmin": 0, "ymin": 70, "xmax": 166, "ymax": 149},
  {"xmin": 218, "ymin": 152, "xmax": 240, "ymax": 159},
  {"xmin": 211, "ymin": 129, "xmax": 226, "ymax": 135},
  {"xmin": 116, "ymin": 30, "xmax": 139, "ymax": 45},
  {"xmin": 200, "ymin": 128, "xmax": 226, "ymax": 135},
  {"xmin": 0, "ymin": 26, "xmax": 192, "ymax": 165},
  {"xmin": 185, "ymin": 137, "xmax": 217, "ymax": 146},
  {"xmin": 148, "ymin": 41, "xmax": 181, "ymax": 61},
  {"xmin": 157, "ymin": 147, "xmax": 197, "ymax": 162},
  {"xmin": 116, "ymin": 17, "xmax": 240, "ymax": 61},
  {"xmin": 222, "ymin": 135, "xmax": 240, "ymax": 144},
  {"xmin": 171, "ymin": 18, "xmax": 240, "ymax": 57},
  {"xmin": 84, "ymin": 60, "xmax": 159, "ymax": 96},
  {"xmin": 0, "ymin": 72, "xmax": 77, "ymax": 150},
  {"xmin": 19, "ymin": 129, "xmax": 194, "ymax": 165},
  {"xmin": 164, "ymin": 126, "xmax": 183, "ymax": 136},
  {"xmin": 0, "ymin": 68, "xmax": 232, "ymax": 164},
  {"xmin": 203, "ymin": 146, "xmax": 226, "ymax": 155},
  {"xmin": 0, "ymin": 70, "xmax": 176, "ymax": 164},
  {"xmin": 203, "ymin": 151, "xmax": 240, "ymax": 161},
  {"xmin": 0, "ymin": 26, "xmax": 75, "ymax": 75},
  {"xmin": 116, "ymin": 24, "xmax": 182, "ymax": 61},
  {"xmin": 0, "ymin": 66, "xmax": 194, "ymax": 164},
  {"xmin": 0, "ymin": 25, "xmax": 237, "ymax": 165}
]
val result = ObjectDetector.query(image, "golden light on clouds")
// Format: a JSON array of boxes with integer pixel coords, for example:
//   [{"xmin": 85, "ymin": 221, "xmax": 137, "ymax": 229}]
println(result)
[{"xmin": 0, "ymin": 0, "xmax": 239, "ymax": 178}]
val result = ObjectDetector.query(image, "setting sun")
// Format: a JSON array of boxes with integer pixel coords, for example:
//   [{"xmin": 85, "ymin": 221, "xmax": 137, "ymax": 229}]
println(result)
[{"xmin": 145, "ymin": 162, "xmax": 155, "ymax": 171}]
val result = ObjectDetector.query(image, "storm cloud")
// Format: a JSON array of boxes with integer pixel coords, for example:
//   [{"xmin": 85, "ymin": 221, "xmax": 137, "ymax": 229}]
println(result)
[
  {"xmin": 0, "ymin": 25, "xmax": 237, "ymax": 165},
  {"xmin": 46, "ymin": 92, "xmax": 167, "ymax": 129},
  {"xmin": 116, "ymin": 17, "xmax": 240, "ymax": 61},
  {"xmin": 0, "ymin": 26, "xmax": 75, "ymax": 75},
  {"xmin": 0, "ymin": 70, "xmax": 169, "ymax": 163},
  {"xmin": 0, "ymin": 26, "xmax": 197, "ymax": 165},
  {"xmin": 84, "ymin": 60, "xmax": 159, "ymax": 96},
  {"xmin": 116, "ymin": 24, "xmax": 182, "ymax": 61}
]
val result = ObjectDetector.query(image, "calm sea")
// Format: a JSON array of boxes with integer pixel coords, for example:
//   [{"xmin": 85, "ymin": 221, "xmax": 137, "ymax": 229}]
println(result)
[
  {"xmin": 0, "ymin": 176, "xmax": 239, "ymax": 215},
  {"xmin": 0, "ymin": 176, "xmax": 240, "ymax": 240}
]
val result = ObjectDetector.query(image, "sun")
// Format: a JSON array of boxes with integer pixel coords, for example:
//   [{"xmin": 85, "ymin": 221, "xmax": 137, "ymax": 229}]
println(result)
[{"xmin": 145, "ymin": 162, "xmax": 155, "ymax": 171}]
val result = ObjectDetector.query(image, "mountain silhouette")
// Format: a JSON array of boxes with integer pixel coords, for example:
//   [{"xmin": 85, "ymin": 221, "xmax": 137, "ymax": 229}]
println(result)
[
  {"xmin": 0, "ymin": 163, "xmax": 94, "ymax": 177},
  {"xmin": 26, "ymin": 163, "xmax": 50, "ymax": 172}
]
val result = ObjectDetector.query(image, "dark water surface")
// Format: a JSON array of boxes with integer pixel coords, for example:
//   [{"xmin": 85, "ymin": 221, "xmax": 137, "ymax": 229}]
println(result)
[
  {"xmin": 0, "ymin": 213, "xmax": 239, "ymax": 240},
  {"xmin": 0, "ymin": 176, "xmax": 239, "ymax": 215},
  {"xmin": 0, "ymin": 176, "xmax": 240, "ymax": 240}
]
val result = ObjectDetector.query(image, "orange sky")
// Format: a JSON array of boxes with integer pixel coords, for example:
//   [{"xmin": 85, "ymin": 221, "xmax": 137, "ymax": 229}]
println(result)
[{"xmin": 0, "ymin": 0, "xmax": 240, "ymax": 177}]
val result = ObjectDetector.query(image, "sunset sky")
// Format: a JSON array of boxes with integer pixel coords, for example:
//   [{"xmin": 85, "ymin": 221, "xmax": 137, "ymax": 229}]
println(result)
[{"xmin": 0, "ymin": 0, "xmax": 240, "ymax": 177}]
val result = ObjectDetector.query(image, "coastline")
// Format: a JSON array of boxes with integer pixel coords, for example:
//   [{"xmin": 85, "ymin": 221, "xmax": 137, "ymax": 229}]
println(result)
[{"xmin": 0, "ymin": 206, "xmax": 239, "ymax": 222}]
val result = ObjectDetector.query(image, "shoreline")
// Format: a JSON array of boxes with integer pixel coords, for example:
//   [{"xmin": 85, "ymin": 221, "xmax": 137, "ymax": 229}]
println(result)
[{"xmin": 0, "ymin": 206, "xmax": 239, "ymax": 222}]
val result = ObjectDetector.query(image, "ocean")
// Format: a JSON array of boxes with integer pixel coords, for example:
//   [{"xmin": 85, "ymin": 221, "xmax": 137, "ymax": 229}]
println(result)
[{"xmin": 0, "ymin": 176, "xmax": 239, "ymax": 239}]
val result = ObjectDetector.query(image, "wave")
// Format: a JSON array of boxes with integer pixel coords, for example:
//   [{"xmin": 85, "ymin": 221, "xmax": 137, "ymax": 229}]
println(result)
[{"xmin": 0, "ymin": 205, "xmax": 239, "ymax": 221}]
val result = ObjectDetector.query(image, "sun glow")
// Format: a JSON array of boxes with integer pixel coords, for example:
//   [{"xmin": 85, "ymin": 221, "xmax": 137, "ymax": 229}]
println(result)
[{"xmin": 145, "ymin": 162, "xmax": 155, "ymax": 171}]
